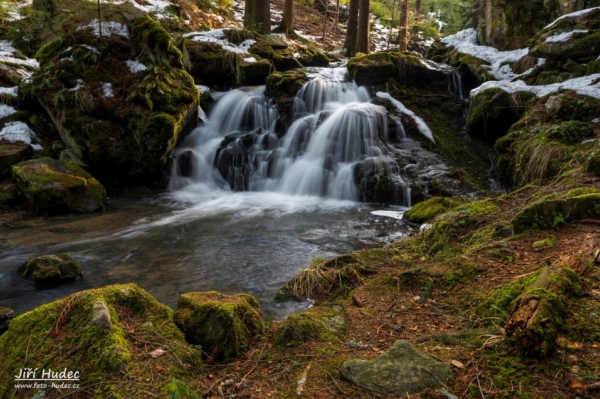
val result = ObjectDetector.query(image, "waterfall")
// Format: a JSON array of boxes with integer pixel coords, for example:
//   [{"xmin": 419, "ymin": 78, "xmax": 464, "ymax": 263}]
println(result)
[{"xmin": 170, "ymin": 68, "xmax": 410, "ymax": 204}]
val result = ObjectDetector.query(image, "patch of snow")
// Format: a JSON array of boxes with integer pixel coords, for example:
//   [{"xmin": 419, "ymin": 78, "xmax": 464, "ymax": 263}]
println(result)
[
  {"xmin": 77, "ymin": 20, "xmax": 130, "ymax": 38},
  {"xmin": 441, "ymin": 28, "xmax": 528, "ymax": 80},
  {"xmin": 471, "ymin": 73, "xmax": 600, "ymax": 100},
  {"xmin": 102, "ymin": 82, "xmax": 114, "ymax": 98},
  {"xmin": 582, "ymin": 138, "xmax": 597, "ymax": 144},
  {"xmin": 0, "ymin": 86, "xmax": 18, "ymax": 97},
  {"xmin": 243, "ymin": 57, "xmax": 257, "ymax": 63},
  {"xmin": 0, "ymin": 104, "xmax": 17, "ymax": 119},
  {"xmin": 0, "ymin": 121, "xmax": 40, "ymax": 149},
  {"xmin": 545, "ymin": 7, "xmax": 600, "ymax": 29},
  {"xmin": 0, "ymin": 54, "xmax": 39, "ymax": 68},
  {"xmin": 545, "ymin": 30, "xmax": 589, "ymax": 43},
  {"xmin": 376, "ymin": 92, "xmax": 435, "ymax": 143},
  {"xmin": 126, "ymin": 60, "xmax": 147, "ymax": 73},
  {"xmin": 371, "ymin": 209, "xmax": 407, "ymax": 220},
  {"xmin": 592, "ymin": 118, "xmax": 599, "ymax": 123},
  {"xmin": 80, "ymin": 44, "xmax": 101, "ymax": 54},
  {"xmin": 0, "ymin": 40, "xmax": 16, "ymax": 55},
  {"xmin": 184, "ymin": 29, "xmax": 256, "ymax": 54},
  {"xmin": 68, "ymin": 79, "xmax": 84, "ymax": 91},
  {"xmin": 196, "ymin": 85, "xmax": 210, "ymax": 93}
]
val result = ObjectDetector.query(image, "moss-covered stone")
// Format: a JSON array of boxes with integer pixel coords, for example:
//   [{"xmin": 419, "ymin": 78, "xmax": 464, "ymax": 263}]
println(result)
[
  {"xmin": 274, "ymin": 304, "xmax": 347, "ymax": 347},
  {"xmin": 236, "ymin": 57, "xmax": 272, "ymax": 85},
  {"xmin": 182, "ymin": 40, "xmax": 238, "ymax": 88},
  {"xmin": 404, "ymin": 196, "xmax": 464, "ymax": 224},
  {"xmin": 17, "ymin": 253, "xmax": 81, "ymax": 287},
  {"xmin": 20, "ymin": 14, "xmax": 199, "ymax": 186},
  {"xmin": 0, "ymin": 307, "xmax": 14, "ymax": 333},
  {"xmin": 11, "ymin": 157, "xmax": 107, "ymax": 213},
  {"xmin": 0, "ymin": 283, "xmax": 200, "ymax": 398},
  {"xmin": 347, "ymin": 51, "xmax": 444, "ymax": 86},
  {"xmin": 512, "ymin": 188, "xmax": 600, "ymax": 233},
  {"xmin": 449, "ymin": 51, "xmax": 495, "ymax": 82},
  {"xmin": 467, "ymin": 88, "xmax": 536, "ymax": 144},
  {"xmin": 265, "ymin": 69, "xmax": 308, "ymax": 101},
  {"xmin": 173, "ymin": 291, "xmax": 262, "ymax": 361}
]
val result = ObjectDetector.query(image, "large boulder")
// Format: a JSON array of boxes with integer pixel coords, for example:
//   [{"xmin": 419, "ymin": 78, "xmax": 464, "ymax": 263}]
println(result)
[
  {"xmin": 17, "ymin": 253, "xmax": 81, "ymax": 287},
  {"xmin": 20, "ymin": 14, "xmax": 199, "ymax": 185},
  {"xmin": 0, "ymin": 142, "xmax": 32, "ymax": 173},
  {"xmin": 11, "ymin": 157, "xmax": 107, "ymax": 213},
  {"xmin": 274, "ymin": 304, "xmax": 348, "ymax": 347},
  {"xmin": 0, "ymin": 284, "xmax": 201, "ymax": 397},
  {"xmin": 173, "ymin": 291, "xmax": 263, "ymax": 361},
  {"xmin": 340, "ymin": 340, "xmax": 454, "ymax": 395},
  {"xmin": 528, "ymin": 7, "xmax": 600, "ymax": 61}
]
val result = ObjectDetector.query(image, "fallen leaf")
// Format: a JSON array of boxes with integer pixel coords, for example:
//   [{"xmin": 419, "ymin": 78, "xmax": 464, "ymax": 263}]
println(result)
[
  {"xmin": 128, "ymin": 328, "xmax": 135, "ymax": 334},
  {"xmin": 154, "ymin": 365, "xmax": 163, "ymax": 373},
  {"xmin": 419, "ymin": 256, "xmax": 426, "ymax": 261},
  {"xmin": 409, "ymin": 326, "xmax": 418, "ymax": 331},
  {"xmin": 450, "ymin": 360, "xmax": 464, "ymax": 368},
  {"xmin": 372, "ymin": 347, "xmax": 380, "ymax": 352},
  {"xmin": 412, "ymin": 296, "xmax": 420, "ymax": 302},
  {"xmin": 592, "ymin": 342, "xmax": 600, "ymax": 348},
  {"xmin": 149, "ymin": 348, "xmax": 166, "ymax": 358},
  {"xmin": 556, "ymin": 337, "xmax": 583, "ymax": 349},
  {"xmin": 571, "ymin": 381, "xmax": 587, "ymax": 389}
]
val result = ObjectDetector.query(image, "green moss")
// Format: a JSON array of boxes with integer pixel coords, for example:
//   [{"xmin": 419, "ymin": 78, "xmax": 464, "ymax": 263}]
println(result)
[
  {"xmin": 450, "ymin": 52, "xmax": 494, "ymax": 82},
  {"xmin": 173, "ymin": 291, "xmax": 262, "ymax": 361},
  {"xmin": 265, "ymin": 69, "xmax": 308, "ymax": 100},
  {"xmin": 34, "ymin": 38, "xmax": 63, "ymax": 65},
  {"xmin": 475, "ymin": 273, "xmax": 539, "ymax": 320},
  {"xmin": 236, "ymin": 57, "xmax": 271, "ymax": 85},
  {"xmin": 404, "ymin": 196, "xmax": 464, "ymax": 224},
  {"xmin": 0, "ymin": 284, "xmax": 200, "ymax": 398},
  {"xmin": 347, "ymin": 51, "xmax": 427, "ymax": 85},
  {"xmin": 274, "ymin": 305, "xmax": 347, "ymax": 347},
  {"xmin": 17, "ymin": 254, "xmax": 81, "ymax": 287}
]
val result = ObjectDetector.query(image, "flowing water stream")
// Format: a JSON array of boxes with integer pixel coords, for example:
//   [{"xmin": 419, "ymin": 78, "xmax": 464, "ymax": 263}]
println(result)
[{"xmin": 0, "ymin": 67, "xmax": 421, "ymax": 318}]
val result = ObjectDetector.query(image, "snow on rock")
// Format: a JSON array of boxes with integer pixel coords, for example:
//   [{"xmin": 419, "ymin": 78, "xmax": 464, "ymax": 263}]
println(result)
[
  {"xmin": 0, "ymin": 86, "xmax": 18, "ymax": 97},
  {"xmin": 196, "ymin": 85, "xmax": 210, "ymax": 93},
  {"xmin": 77, "ymin": 20, "xmax": 130, "ymax": 38},
  {"xmin": 184, "ymin": 29, "xmax": 256, "ymax": 54},
  {"xmin": 441, "ymin": 28, "xmax": 529, "ymax": 80},
  {"xmin": 545, "ymin": 30, "xmax": 590, "ymax": 43},
  {"xmin": 243, "ymin": 57, "xmax": 257, "ymax": 63},
  {"xmin": 471, "ymin": 73, "xmax": 600, "ymax": 100},
  {"xmin": 376, "ymin": 92, "xmax": 435, "ymax": 144},
  {"xmin": 68, "ymin": 79, "xmax": 84, "ymax": 91},
  {"xmin": 102, "ymin": 82, "xmax": 114, "ymax": 98},
  {"xmin": 545, "ymin": 7, "xmax": 600, "ymax": 29},
  {"xmin": 0, "ymin": 40, "xmax": 16, "ymax": 55},
  {"xmin": 0, "ymin": 121, "xmax": 41, "ymax": 149},
  {"xmin": 125, "ymin": 60, "xmax": 147, "ymax": 73},
  {"xmin": 0, "ymin": 104, "xmax": 17, "ymax": 119},
  {"xmin": 0, "ymin": 40, "xmax": 39, "ymax": 69}
]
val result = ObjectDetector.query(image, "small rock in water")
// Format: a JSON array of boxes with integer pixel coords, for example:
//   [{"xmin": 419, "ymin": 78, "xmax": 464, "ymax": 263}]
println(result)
[
  {"xmin": 17, "ymin": 254, "xmax": 82, "ymax": 287},
  {"xmin": 91, "ymin": 301, "xmax": 111, "ymax": 330}
]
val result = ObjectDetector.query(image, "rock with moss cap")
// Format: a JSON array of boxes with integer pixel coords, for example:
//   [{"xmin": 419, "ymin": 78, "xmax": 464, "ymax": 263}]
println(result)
[
  {"xmin": 528, "ymin": 8, "xmax": 600, "ymax": 61},
  {"xmin": 0, "ymin": 307, "xmax": 14, "ymax": 333},
  {"xmin": 340, "ymin": 340, "xmax": 454, "ymax": 395},
  {"xmin": 17, "ymin": 253, "xmax": 81, "ymax": 287},
  {"xmin": 11, "ymin": 157, "xmax": 107, "ymax": 213},
  {"xmin": 0, "ymin": 143, "xmax": 32, "ymax": 173},
  {"xmin": 20, "ymin": 13, "xmax": 199, "ymax": 186},
  {"xmin": 274, "ymin": 304, "xmax": 348, "ymax": 347},
  {"xmin": 0, "ymin": 284, "xmax": 201, "ymax": 397},
  {"xmin": 174, "ymin": 291, "xmax": 263, "ymax": 361},
  {"xmin": 404, "ymin": 196, "xmax": 464, "ymax": 224},
  {"xmin": 512, "ymin": 188, "xmax": 600, "ymax": 233}
]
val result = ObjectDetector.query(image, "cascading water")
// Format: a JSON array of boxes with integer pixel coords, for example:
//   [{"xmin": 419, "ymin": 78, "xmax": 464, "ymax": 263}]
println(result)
[{"xmin": 170, "ymin": 68, "xmax": 410, "ymax": 204}]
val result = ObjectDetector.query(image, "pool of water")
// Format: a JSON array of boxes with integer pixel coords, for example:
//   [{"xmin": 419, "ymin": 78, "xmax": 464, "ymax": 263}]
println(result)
[{"xmin": 0, "ymin": 190, "xmax": 412, "ymax": 318}]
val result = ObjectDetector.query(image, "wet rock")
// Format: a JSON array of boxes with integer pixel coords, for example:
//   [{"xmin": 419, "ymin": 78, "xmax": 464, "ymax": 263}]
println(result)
[
  {"xmin": 0, "ymin": 182, "xmax": 18, "ymax": 206},
  {"xmin": 236, "ymin": 57, "xmax": 272, "ymax": 85},
  {"xmin": 173, "ymin": 291, "xmax": 263, "ymax": 362},
  {"xmin": 0, "ymin": 143, "xmax": 32, "ymax": 173},
  {"xmin": 17, "ymin": 253, "xmax": 81, "ymax": 287},
  {"xmin": 340, "ymin": 340, "xmax": 454, "ymax": 395},
  {"xmin": 91, "ymin": 301, "xmax": 111, "ymax": 330},
  {"xmin": 11, "ymin": 157, "xmax": 107, "ymax": 213},
  {"xmin": 274, "ymin": 304, "xmax": 348, "ymax": 347},
  {"xmin": 176, "ymin": 150, "xmax": 194, "ymax": 177},
  {"xmin": 0, "ymin": 307, "xmax": 14, "ymax": 333},
  {"xmin": 404, "ymin": 196, "xmax": 464, "ymax": 224}
]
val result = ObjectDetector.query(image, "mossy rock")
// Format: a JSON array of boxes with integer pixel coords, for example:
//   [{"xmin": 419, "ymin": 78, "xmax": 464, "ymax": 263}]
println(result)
[
  {"xmin": 248, "ymin": 40, "xmax": 302, "ymax": 72},
  {"xmin": 0, "ymin": 63, "xmax": 27, "ymax": 87},
  {"xmin": 404, "ymin": 196, "xmax": 464, "ymax": 224},
  {"xmin": 354, "ymin": 159, "xmax": 406, "ymax": 204},
  {"xmin": 17, "ymin": 253, "xmax": 81, "ymax": 287},
  {"xmin": 528, "ymin": 8, "xmax": 600, "ymax": 61},
  {"xmin": 297, "ymin": 46, "xmax": 330, "ymax": 67},
  {"xmin": 585, "ymin": 144, "xmax": 600, "ymax": 176},
  {"xmin": 347, "ymin": 51, "xmax": 446, "ymax": 87},
  {"xmin": 0, "ymin": 306, "xmax": 14, "ymax": 333},
  {"xmin": 236, "ymin": 57, "xmax": 272, "ymax": 85},
  {"xmin": 467, "ymin": 88, "xmax": 536, "ymax": 144},
  {"xmin": 174, "ymin": 291, "xmax": 263, "ymax": 361},
  {"xmin": 265, "ymin": 69, "xmax": 308, "ymax": 101},
  {"xmin": 449, "ymin": 51, "xmax": 495, "ymax": 82},
  {"xmin": 20, "ymin": 14, "xmax": 199, "ymax": 186},
  {"xmin": 0, "ymin": 142, "xmax": 32, "ymax": 172},
  {"xmin": 274, "ymin": 304, "xmax": 348, "ymax": 347},
  {"xmin": 182, "ymin": 40, "xmax": 238, "ymax": 88},
  {"xmin": 11, "ymin": 157, "xmax": 107, "ymax": 213},
  {"xmin": 512, "ymin": 188, "xmax": 600, "ymax": 233},
  {"xmin": 0, "ymin": 182, "xmax": 18, "ymax": 206},
  {"xmin": 0, "ymin": 284, "xmax": 201, "ymax": 398}
]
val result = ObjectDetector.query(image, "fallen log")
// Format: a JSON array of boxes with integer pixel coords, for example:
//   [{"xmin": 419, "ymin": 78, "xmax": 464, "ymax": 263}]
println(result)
[{"xmin": 504, "ymin": 265, "xmax": 581, "ymax": 356}]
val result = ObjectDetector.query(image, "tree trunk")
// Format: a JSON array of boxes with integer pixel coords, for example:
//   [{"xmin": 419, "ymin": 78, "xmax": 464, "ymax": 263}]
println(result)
[
  {"xmin": 398, "ymin": 0, "xmax": 408, "ymax": 51},
  {"xmin": 356, "ymin": 0, "xmax": 370, "ymax": 54},
  {"xmin": 504, "ymin": 265, "xmax": 581, "ymax": 357},
  {"xmin": 387, "ymin": 0, "xmax": 396, "ymax": 49},
  {"xmin": 344, "ymin": 0, "xmax": 359, "ymax": 57},
  {"xmin": 415, "ymin": 0, "xmax": 420, "ymax": 12},
  {"xmin": 322, "ymin": 2, "xmax": 328, "ymax": 41},
  {"xmin": 335, "ymin": 0, "xmax": 340, "ymax": 27},
  {"xmin": 278, "ymin": 0, "xmax": 294, "ymax": 33},
  {"xmin": 97, "ymin": 0, "xmax": 102, "ymax": 37},
  {"xmin": 244, "ymin": 0, "xmax": 271, "ymax": 34}
]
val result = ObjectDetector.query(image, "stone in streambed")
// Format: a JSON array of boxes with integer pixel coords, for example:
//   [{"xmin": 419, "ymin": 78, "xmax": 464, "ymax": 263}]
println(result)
[
  {"xmin": 340, "ymin": 340, "xmax": 454, "ymax": 395},
  {"xmin": 17, "ymin": 253, "xmax": 81, "ymax": 287}
]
